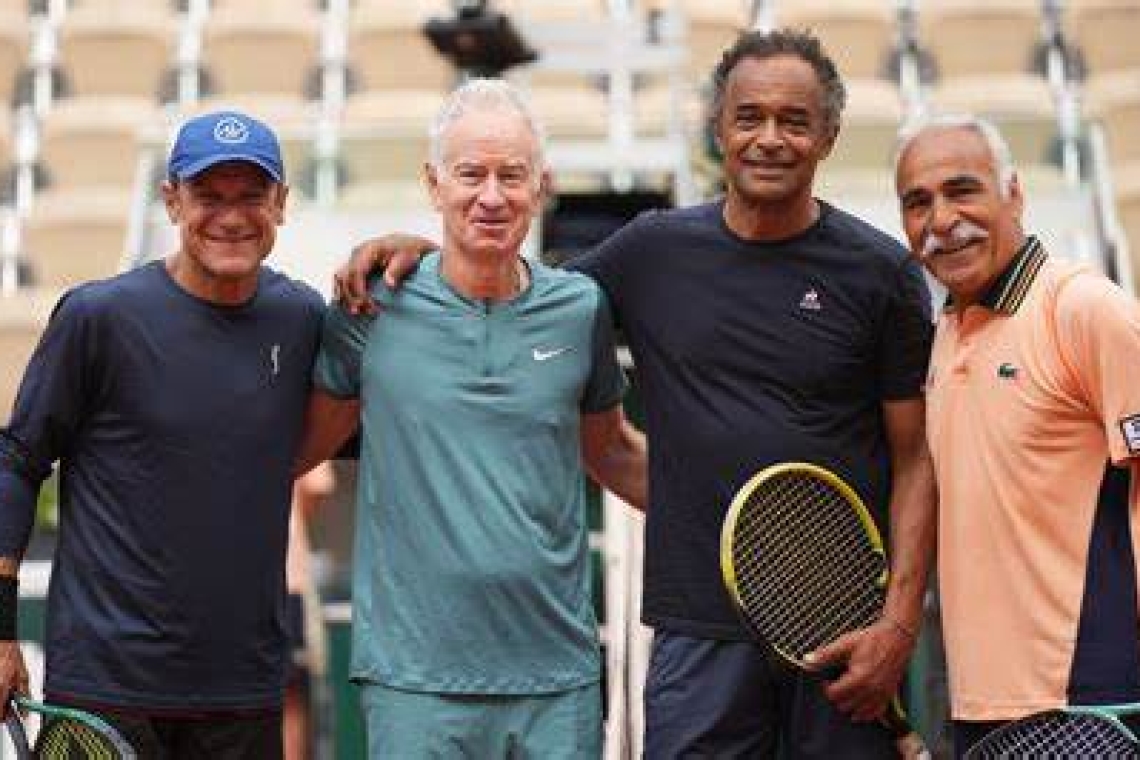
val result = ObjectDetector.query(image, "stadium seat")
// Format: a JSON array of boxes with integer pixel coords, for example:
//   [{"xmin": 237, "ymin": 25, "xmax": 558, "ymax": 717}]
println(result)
[
  {"xmin": 501, "ymin": 0, "xmax": 606, "ymax": 22},
  {"xmin": 672, "ymin": 0, "xmax": 746, "ymax": 89},
  {"xmin": 0, "ymin": 291, "xmax": 55, "ymax": 419},
  {"xmin": 57, "ymin": 4, "xmax": 173, "ymax": 100},
  {"xmin": 1070, "ymin": 0, "xmax": 1140, "ymax": 75},
  {"xmin": 1086, "ymin": 70, "xmax": 1140, "ymax": 164},
  {"xmin": 919, "ymin": 0, "xmax": 1043, "ymax": 80},
  {"xmin": 22, "ymin": 187, "xmax": 132, "ymax": 289},
  {"xmin": 348, "ymin": 3, "xmax": 455, "ymax": 96},
  {"xmin": 777, "ymin": 0, "xmax": 895, "ymax": 80},
  {"xmin": 38, "ymin": 97, "xmax": 157, "ymax": 189},
  {"xmin": 339, "ymin": 89, "xmax": 442, "ymax": 189},
  {"xmin": 202, "ymin": 5, "xmax": 320, "ymax": 99},
  {"xmin": 0, "ymin": 10, "xmax": 26, "ymax": 106},
  {"xmin": 929, "ymin": 75, "xmax": 1058, "ymax": 167},
  {"xmin": 827, "ymin": 78, "xmax": 903, "ymax": 169},
  {"xmin": 1115, "ymin": 162, "xmax": 1140, "ymax": 285}
]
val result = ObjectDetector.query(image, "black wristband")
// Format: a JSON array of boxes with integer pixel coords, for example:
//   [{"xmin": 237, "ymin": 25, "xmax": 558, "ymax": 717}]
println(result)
[{"xmin": 0, "ymin": 575, "xmax": 17, "ymax": 640}]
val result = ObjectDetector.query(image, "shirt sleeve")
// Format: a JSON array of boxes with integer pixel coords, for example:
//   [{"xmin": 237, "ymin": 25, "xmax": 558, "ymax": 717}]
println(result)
[
  {"xmin": 0, "ymin": 289, "xmax": 98, "ymax": 556},
  {"xmin": 1054, "ymin": 272, "xmax": 1140, "ymax": 464},
  {"xmin": 580, "ymin": 289, "xmax": 628, "ymax": 413},
  {"xmin": 878, "ymin": 257, "xmax": 935, "ymax": 400},
  {"xmin": 312, "ymin": 296, "xmax": 376, "ymax": 401}
]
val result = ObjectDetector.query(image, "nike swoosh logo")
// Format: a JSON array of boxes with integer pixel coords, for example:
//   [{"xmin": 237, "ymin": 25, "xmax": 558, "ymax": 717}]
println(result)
[{"xmin": 533, "ymin": 347, "xmax": 571, "ymax": 361}]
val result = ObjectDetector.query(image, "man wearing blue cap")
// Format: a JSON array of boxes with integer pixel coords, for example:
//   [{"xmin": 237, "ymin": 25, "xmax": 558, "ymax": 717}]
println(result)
[{"xmin": 0, "ymin": 110, "xmax": 323, "ymax": 758}]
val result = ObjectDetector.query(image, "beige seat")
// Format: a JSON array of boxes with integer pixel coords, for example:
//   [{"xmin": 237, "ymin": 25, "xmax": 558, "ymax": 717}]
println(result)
[
  {"xmin": 1114, "ymin": 162, "xmax": 1140, "ymax": 286},
  {"xmin": 0, "ymin": 290, "xmax": 57, "ymax": 418},
  {"xmin": 339, "ymin": 90, "xmax": 443, "ymax": 188},
  {"xmin": 57, "ymin": 4, "xmax": 173, "ymax": 99},
  {"xmin": 202, "ymin": 6, "xmax": 320, "ymax": 99},
  {"xmin": 39, "ymin": 97, "xmax": 158, "ymax": 189},
  {"xmin": 349, "ymin": 4, "xmax": 456, "ymax": 96},
  {"xmin": 674, "ymin": 0, "xmax": 747, "ymax": 89},
  {"xmin": 23, "ymin": 187, "xmax": 132, "ymax": 289},
  {"xmin": 920, "ymin": 0, "xmax": 1043, "ymax": 80},
  {"xmin": 1070, "ymin": 0, "xmax": 1140, "ymax": 76},
  {"xmin": 828, "ymin": 78, "xmax": 904, "ymax": 169},
  {"xmin": 0, "ymin": 11, "xmax": 26, "ymax": 106},
  {"xmin": 929, "ymin": 75, "xmax": 1058, "ymax": 166},
  {"xmin": 502, "ymin": 0, "xmax": 606, "ymax": 23},
  {"xmin": 1086, "ymin": 70, "xmax": 1140, "ymax": 164},
  {"xmin": 778, "ymin": 0, "xmax": 895, "ymax": 80}
]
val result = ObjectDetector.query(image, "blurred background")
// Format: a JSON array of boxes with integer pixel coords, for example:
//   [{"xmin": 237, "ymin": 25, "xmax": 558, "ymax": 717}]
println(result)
[{"xmin": 0, "ymin": 0, "xmax": 1136, "ymax": 757}]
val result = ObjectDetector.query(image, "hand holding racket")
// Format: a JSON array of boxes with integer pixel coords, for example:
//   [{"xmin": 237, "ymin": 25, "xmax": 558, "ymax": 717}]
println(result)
[
  {"xmin": 4, "ymin": 696, "xmax": 136, "ymax": 759},
  {"xmin": 720, "ymin": 462, "xmax": 928, "ymax": 758},
  {"xmin": 964, "ymin": 703, "xmax": 1140, "ymax": 758}
]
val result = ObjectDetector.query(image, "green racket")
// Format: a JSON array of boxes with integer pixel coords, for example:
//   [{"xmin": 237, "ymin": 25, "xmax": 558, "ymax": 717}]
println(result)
[
  {"xmin": 964, "ymin": 703, "xmax": 1140, "ymax": 758},
  {"xmin": 720, "ymin": 462, "xmax": 927, "ymax": 756},
  {"xmin": 5, "ymin": 696, "xmax": 136, "ymax": 759}
]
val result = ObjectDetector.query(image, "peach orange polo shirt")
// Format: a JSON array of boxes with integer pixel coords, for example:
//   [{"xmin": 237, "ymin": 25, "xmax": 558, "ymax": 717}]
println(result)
[{"xmin": 927, "ymin": 239, "xmax": 1140, "ymax": 720}]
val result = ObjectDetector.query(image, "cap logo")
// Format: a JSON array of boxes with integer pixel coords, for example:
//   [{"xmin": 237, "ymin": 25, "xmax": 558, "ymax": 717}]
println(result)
[{"xmin": 213, "ymin": 116, "xmax": 249, "ymax": 145}]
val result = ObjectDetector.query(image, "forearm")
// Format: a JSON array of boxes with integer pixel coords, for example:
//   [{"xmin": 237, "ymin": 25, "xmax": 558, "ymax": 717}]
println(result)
[
  {"xmin": 584, "ymin": 421, "xmax": 648, "ymax": 510},
  {"xmin": 882, "ymin": 443, "xmax": 937, "ymax": 636},
  {"xmin": 293, "ymin": 392, "xmax": 361, "ymax": 477}
]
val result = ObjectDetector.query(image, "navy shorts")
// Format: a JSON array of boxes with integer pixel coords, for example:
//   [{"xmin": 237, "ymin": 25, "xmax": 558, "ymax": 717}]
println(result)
[{"xmin": 644, "ymin": 630, "xmax": 899, "ymax": 759}]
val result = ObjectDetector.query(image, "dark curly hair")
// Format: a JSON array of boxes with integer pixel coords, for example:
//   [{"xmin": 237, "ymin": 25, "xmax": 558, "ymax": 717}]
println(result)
[{"xmin": 709, "ymin": 28, "xmax": 847, "ymax": 135}]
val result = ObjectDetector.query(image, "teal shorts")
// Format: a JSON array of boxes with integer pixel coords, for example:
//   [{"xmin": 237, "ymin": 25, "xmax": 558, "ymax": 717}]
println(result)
[{"xmin": 360, "ymin": 681, "xmax": 602, "ymax": 759}]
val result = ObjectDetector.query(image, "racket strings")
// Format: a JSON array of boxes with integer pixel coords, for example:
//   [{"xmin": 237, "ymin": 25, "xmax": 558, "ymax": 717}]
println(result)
[
  {"xmin": 967, "ymin": 712, "xmax": 1139, "ymax": 758},
  {"xmin": 36, "ymin": 718, "xmax": 124, "ymax": 759},
  {"xmin": 732, "ymin": 473, "xmax": 886, "ymax": 660}
]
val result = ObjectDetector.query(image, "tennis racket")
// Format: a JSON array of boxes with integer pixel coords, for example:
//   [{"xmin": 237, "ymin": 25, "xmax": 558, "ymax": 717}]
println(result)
[
  {"xmin": 720, "ymin": 462, "xmax": 928, "ymax": 757},
  {"xmin": 4, "ymin": 696, "xmax": 136, "ymax": 759},
  {"xmin": 964, "ymin": 703, "xmax": 1140, "ymax": 758}
]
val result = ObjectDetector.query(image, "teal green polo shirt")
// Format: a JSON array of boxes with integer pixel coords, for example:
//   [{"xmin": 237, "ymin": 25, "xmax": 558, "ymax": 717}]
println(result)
[{"xmin": 314, "ymin": 252, "xmax": 626, "ymax": 694}]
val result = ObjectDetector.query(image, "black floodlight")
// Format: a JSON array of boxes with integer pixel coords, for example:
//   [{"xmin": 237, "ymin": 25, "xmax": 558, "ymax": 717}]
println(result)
[{"xmin": 423, "ymin": 1, "xmax": 538, "ymax": 79}]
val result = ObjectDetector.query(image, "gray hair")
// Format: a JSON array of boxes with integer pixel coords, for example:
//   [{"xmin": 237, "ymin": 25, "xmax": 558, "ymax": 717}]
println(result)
[
  {"xmin": 894, "ymin": 113, "xmax": 1017, "ymax": 197},
  {"xmin": 428, "ymin": 78, "xmax": 547, "ymax": 169}
]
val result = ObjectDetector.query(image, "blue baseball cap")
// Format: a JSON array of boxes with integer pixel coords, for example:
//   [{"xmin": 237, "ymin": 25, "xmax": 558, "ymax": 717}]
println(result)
[{"xmin": 167, "ymin": 111, "xmax": 285, "ymax": 183}]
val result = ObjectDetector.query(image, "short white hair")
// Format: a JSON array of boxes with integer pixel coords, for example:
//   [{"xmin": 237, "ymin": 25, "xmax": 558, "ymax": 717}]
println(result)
[
  {"xmin": 427, "ymin": 78, "xmax": 546, "ymax": 169},
  {"xmin": 894, "ymin": 113, "xmax": 1017, "ymax": 197}
]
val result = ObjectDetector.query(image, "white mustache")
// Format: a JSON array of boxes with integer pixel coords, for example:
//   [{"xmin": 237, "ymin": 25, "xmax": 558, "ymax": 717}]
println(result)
[{"xmin": 922, "ymin": 221, "xmax": 989, "ymax": 257}]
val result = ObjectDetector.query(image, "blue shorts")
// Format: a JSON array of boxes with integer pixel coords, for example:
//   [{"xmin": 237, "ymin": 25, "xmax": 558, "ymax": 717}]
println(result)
[
  {"xmin": 360, "ymin": 681, "xmax": 601, "ymax": 759},
  {"xmin": 644, "ymin": 630, "xmax": 899, "ymax": 759}
]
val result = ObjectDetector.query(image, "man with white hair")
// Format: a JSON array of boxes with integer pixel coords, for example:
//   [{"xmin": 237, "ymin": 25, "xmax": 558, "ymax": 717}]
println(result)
[
  {"xmin": 296, "ymin": 78, "xmax": 647, "ymax": 757},
  {"xmin": 895, "ymin": 114, "xmax": 1140, "ymax": 756}
]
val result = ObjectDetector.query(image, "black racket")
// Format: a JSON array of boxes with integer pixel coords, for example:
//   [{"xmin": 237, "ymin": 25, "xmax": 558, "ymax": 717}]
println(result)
[
  {"xmin": 720, "ymin": 462, "xmax": 927, "ymax": 757},
  {"xmin": 964, "ymin": 703, "xmax": 1140, "ymax": 758},
  {"xmin": 4, "ymin": 696, "xmax": 136, "ymax": 759}
]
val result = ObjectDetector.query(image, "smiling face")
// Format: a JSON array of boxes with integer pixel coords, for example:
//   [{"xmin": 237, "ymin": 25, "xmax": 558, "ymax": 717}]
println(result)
[
  {"xmin": 715, "ymin": 54, "xmax": 838, "ymax": 214},
  {"xmin": 162, "ymin": 160, "xmax": 287, "ymax": 302},
  {"xmin": 895, "ymin": 125, "xmax": 1026, "ymax": 307},
  {"xmin": 426, "ymin": 107, "xmax": 547, "ymax": 263}
]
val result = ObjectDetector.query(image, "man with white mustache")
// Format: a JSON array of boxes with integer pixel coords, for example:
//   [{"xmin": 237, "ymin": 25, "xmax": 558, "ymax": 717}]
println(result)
[{"xmin": 895, "ymin": 114, "xmax": 1140, "ymax": 758}]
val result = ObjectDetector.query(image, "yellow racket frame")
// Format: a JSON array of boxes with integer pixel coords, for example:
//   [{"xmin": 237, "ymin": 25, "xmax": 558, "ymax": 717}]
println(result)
[{"xmin": 719, "ymin": 461, "xmax": 890, "ymax": 664}]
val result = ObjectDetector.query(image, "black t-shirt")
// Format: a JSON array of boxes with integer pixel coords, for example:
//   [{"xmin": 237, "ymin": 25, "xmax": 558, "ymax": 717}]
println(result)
[
  {"xmin": 573, "ymin": 200, "xmax": 933, "ymax": 639},
  {"xmin": 0, "ymin": 261, "xmax": 323, "ymax": 709}
]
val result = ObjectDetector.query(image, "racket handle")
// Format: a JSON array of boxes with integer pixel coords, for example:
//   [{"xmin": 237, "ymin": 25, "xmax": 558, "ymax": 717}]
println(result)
[
  {"xmin": 885, "ymin": 700, "xmax": 930, "ymax": 759},
  {"xmin": 813, "ymin": 665, "xmax": 928, "ymax": 756}
]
